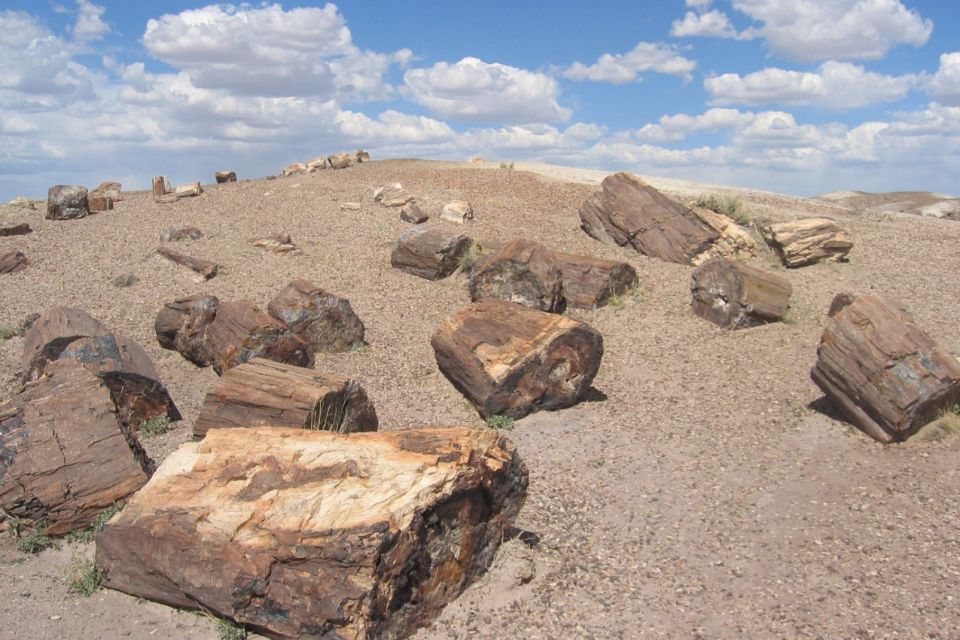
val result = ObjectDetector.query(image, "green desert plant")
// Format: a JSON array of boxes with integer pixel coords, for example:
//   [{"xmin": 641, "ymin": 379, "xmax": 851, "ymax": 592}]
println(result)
[
  {"xmin": 499, "ymin": 161, "xmax": 515, "ymax": 170},
  {"xmin": 138, "ymin": 414, "xmax": 171, "ymax": 439},
  {"xmin": 696, "ymin": 194, "xmax": 751, "ymax": 225},
  {"xmin": 913, "ymin": 404, "xmax": 960, "ymax": 442},
  {"xmin": 0, "ymin": 326, "xmax": 16, "ymax": 340},
  {"xmin": 7, "ymin": 517, "xmax": 55, "ymax": 554},
  {"xmin": 67, "ymin": 560, "xmax": 101, "ymax": 597},
  {"xmin": 486, "ymin": 415, "xmax": 515, "ymax": 430},
  {"xmin": 217, "ymin": 619, "xmax": 247, "ymax": 640}
]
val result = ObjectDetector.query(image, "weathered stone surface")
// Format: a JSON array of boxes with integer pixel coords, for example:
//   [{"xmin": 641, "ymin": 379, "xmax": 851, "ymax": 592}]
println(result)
[
  {"xmin": 91, "ymin": 181, "xmax": 122, "ymax": 200},
  {"xmin": 690, "ymin": 206, "xmax": 758, "ymax": 265},
  {"xmin": 328, "ymin": 152, "xmax": 353, "ymax": 169},
  {"xmin": 0, "ymin": 222, "xmax": 32, "ymax": 237},
  {"xmin": 579, "ymin": 172, "xmax": 719, "ymax": 265},
  {"xmin": 391, "ymin": 226, "xmax": 479, "ymax": 280},
  {"xmin": 156, "ymin": 247, "xmax": 219, "ymax": 280},
  {"xmin": 192, "ymin": 358, "xmax": 378, "ymax": 439},
  {"xmin": 282, "ymin": 163, "xmax": 307, "ymax": 177},
  {"xmin": 811, "ymin": 293, "xmax": 960, "ymax": 443},
  {"xmin": 9, "ymin": 196, "xmax": 35, "ymax": 209},
  {"xmin": 96, "ymin": 426, "xmax": 527, "ymax": 640},
  {"xmin": 432, "ymin": 299, "xmax": 604, "ymax": 419},
  {"xmin": 441, "ymin": 200, "xmax": 474, "ymax": 224},
  {"xmin": 375, "ymin": 183, "xmax": 414, "ymax": 207},
  {"xmin": 761, "ymin": 218, "xmax": 853, "ymax": 268},
  {"xmin": 174, "ymin": 182, "xmax": 202, "ymax": 198},
  {"xmin": 111, "ymin": 273, "xmax": 138, "ymax": 288},
  {"xmin": 690, "ymin": 258, "xmax": 792, "ymax": 329},
  {"xmin": 1, "ymin": 360, "xmax": 154, "ymax": 536},
  {"xmin": 340, "ymin": 202, "xmax": 361, "ymax": 211},
  {"xmin": 88, "ymin": 195, "xmax": 114, "ymax": 212},
  {"xmin": 249, "ymin": 233, "xmax": 297, "ymax": 253},
  {"xmin": 21, "ymin": 306, "xmax": 110, "ymax": 381},
  {"xmin": 267, "ymin": 279, "xmax": 365, "ymax": 353},
  {"xmin": 152, "ymin": 176, "xmax": 170, "ymax": 197},
  {"xmin": 46, "ymin": 185, "xmax": 89, "ymax": 220},
  {"xmin": 356, "ymin": 149, "xmax": 370, "ymax": 162},
  {"xmin": 0, "ymin": 250, "xmax": 28, "ymax": 274},
  {"xmin": 400, "ymin": 202, "xmax": 428, "ymax": 224},
  {"xmin": 160, "ymin": 225, "xmax": 203, "ymax": 242},
  {"xmin": 215, "ymin": 171, "xmax": 237, "ymax": 183}
]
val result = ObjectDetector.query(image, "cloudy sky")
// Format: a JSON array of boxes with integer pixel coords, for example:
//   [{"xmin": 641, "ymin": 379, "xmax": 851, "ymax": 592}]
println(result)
[{"xmin": 1, "ymin": 0, "xmax": 958, "ymax": 200}]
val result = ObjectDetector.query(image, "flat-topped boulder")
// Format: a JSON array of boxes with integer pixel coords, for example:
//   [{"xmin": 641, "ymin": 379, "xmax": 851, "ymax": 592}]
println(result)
[
  {"xmin": 267, "ymin": 279, "xmax": 365, "ymax": 353},
  {"xmin": 690, "ymin": 258, "xmax": 792, "ymax": 329},
  {"xmin": 391, "ymin": 226, "xmax": 479, "ymax": 280},
  {"xmin": 47, "ymin": 185, "xmax": 89, "ymax": 220}
]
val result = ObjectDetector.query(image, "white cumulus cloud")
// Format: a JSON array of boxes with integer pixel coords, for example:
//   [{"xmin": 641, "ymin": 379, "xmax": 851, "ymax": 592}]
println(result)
[
  {"xmin": 564, "ymin": 42, "xmax": 697, "ymax": 83},
  {"xmin": 73, "ymin": 0, "xmax": 110, "ymax": 42},
  {"xmin": 671, "ymin": 10, "xmax": 739, "ymax": 38},
  {"xmin": 928, "ymin": 52, "xmax": 960, "ymax": 106}
]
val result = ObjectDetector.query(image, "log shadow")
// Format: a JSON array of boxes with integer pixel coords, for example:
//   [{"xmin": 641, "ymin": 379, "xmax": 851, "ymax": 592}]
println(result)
[
  {"xmin": 580, "ymin": 386, "xmax": 607, "ymax": 404},
  {"xmin": 807, "ymin": 396, "xmax": 846, "ymax": 423},
  {"xmin": 504, "ymin": 526, "xmax": 541, "ymax": 548}
]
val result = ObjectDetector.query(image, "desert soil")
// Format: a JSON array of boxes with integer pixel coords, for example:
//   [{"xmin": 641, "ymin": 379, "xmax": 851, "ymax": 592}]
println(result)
[{"xmin": 1, "ymin": 159, "xmax": 959, "ymax": 639}]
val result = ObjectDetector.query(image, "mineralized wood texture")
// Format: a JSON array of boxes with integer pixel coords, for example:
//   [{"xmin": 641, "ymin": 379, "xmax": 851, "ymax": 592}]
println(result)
[
  {"xmin": 391, "ymin": 227, "xmax": 478, "ymax": 280},
  {"xmin": 215, "ymin": 171, "xmax": 237, "ymax": 183},
  {"xmin": 579, "ymin": 172, "xmax": 719, "ymax": 265},
  {"xmin": 0, "ymin": 361, "xmax": 154, "ymax": 536},
  {"xmin": 151, "ymin": 176, "xmax": 168, "ymax": 197},
  {"xmin": 690, "ymin": 258, "xmax": 793, "ymax": 329},
  {"xmin": 431, "ymin": 299, "xmax": 604, "ymax": 419},
  {"xmin": 0, "ymin": 222, "xmax": 31, "ymax": 237},
  {"xmin": 155, "ymin": 295, "xmax": 219, "ymax": 368},
  {"xmin": 96, "ymin": 427, "xmax": 528, "ymax": 640},
  {"xmin": 761, "ymin": 218, "xmax": 853, "ymax": 268},
  {"xmin": 469, "ymin": 239, "xmax": 563, "ymax": 312},
  {"xmin": 192, "ymin": 358, "xmax": 377, "ymax": 439},
  {"xmin": 689, "ymin": 206, "xmax": 758, "ymax": 265},
  {"xmin": 811, "ymin": 293, "xmax": 960, "ymax": 443},
  {"xmin": 46, "ymin": 185, "xmax": 89, "ymax": 220},
  {"xmin": 88, "ymin": 196, "xmax": 114, "ymax": 212},
  {"xmin": 156, "ymin": 246, "xmax": 219, "ymax": 279},
  {"xmin": 267, "ymin": 279, "xmax": 365, "ymax": 352},
  {"xmin": 22, "ymin": 306, "xmax": 110, "ymax": 381},
  {"xmin": 0, "ymin": 250, "xmax": 27, "ymax": 274}
]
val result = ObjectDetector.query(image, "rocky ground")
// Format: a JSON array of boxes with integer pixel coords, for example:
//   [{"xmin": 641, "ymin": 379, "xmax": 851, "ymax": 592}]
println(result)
[{"xmin": 1, "ymin": 159, "xmax": 959, "ymax": 639}]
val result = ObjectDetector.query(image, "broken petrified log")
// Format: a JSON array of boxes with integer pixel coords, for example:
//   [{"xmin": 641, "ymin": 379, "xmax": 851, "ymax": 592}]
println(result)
[
  {"xmin": 0, "ymin": 222, "xmax": 32, "ymax": 237},
  {"xmin": 810, "ymin": 293, "xmax": 960, "ymax": 443},
  {"xmin": 327, "ymin": 152, "xmax": 353, "ymax": 169},
  {"xmin": 91, "ymin": 181, "xmax": 122, "ymax": 201},
  {"xmin": 579, "ymin": 172, "xmax": 719, "ymax": 265},
  {"xmin": 441, "ymin": 200, "xmax": 474, "ymax": 223},
  {"xmin": 214, "ymin": 171, "xmax": 237, "ymax": 183},
  {"xmin": 249, "ymin": 233, "xmax": 297, "ymax": 253},
  {"xmin": 690, "ymin": 258, "xmax": 793, "ymax": 329},
  {"xmin": 356, "ymin": 149, "xmax": 370, "ymax": 162},
  {"xmin": 151, "ymin": 176, "xmax": 169, "ymax": 197},
  {"xmin": 391, "ymin": 226, "xmax": 479, "ymax": 280},
  {"xmin": 761, "ymin": 218, "xmax": 853, "ymax": 268},
  {"xmin": 88, "ymin": 195, "xmax": 114, "ymax": 212},
  {"xmin": 160, "ymin": 225, "xmax": 202, "ymax": 242},
  {"xmin": 1, "ymin": 360, "xmax": 154, "ymax": 536},
  {"xmin": 155, "ymin": 295, "xmax": 219, "ymax": 367},
  {"xmin": 174, "ymin": 182, "xmax": 202, "ymax": 198},
  {"xmin": 400, "ymin": 201, "xmax": 428, "ymax": 223},
  {"xmin": 96, "ymin": 426, "xmax": 527, "ymax": 640},
  {"xmin": 156, "ymin": 246, "xmax": 219, "ymax": 280},
  {"xmin": 0, "ymin": 250, "xmax": 28, "ymax": 274},
  {"xmin": 46, "ymin": 185, "xmax": 89, "ymax": 220},
  {"xmin": 690, "ymin": 206, "xmax": 758, "ymax": 265},
  {"xmin": 192, "ymin": 358, "xmax": 377, "ymax": 439},
  {"xmin": 375, "ymin": 183, "xmax": 414, "ymax": 207},
  {"xmin": 21, "ymin": 306, "xmax": 110, "ymax": 381},
  {"xmin": 267, "ymin": 279, "xmax": 365, "ymax": 352},
  {"xmin": 432, "ymin": 299, "xmax": 604, "ymax": 419}
]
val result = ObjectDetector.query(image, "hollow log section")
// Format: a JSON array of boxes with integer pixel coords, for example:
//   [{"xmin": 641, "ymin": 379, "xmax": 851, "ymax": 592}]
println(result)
[
  {"xmin": 96, "ymin": 427, "xmax": 528, "ymax": 640},
  {"xmin": 0, "ymin": 360, "xmax": 154, "ymax": 536},
  {"xmin": 0, "ymin": 250, "xmax": 27, "ymax": 274},
  {"xmin": 431, "ymin": 299, "xmax": 604, "ymax": 419},
  {"xmin": 811, "ymin": 293, "xmax": 960, "ymax": 443},
  {"xmin": 690, "ymin": 258, "xmax": 793, "ymax": 329},
  {"xmin": 469, "ymin": 239, "xmax": 638, "ymax": 312},
  {"xmin": 156, "ymin": 246, "xmax": 219, "ymax": 280},
  {"xmin": 192, "ymin": 358, "xmax": 377, "ymax": 440},
  {"xmin": 267, "ymin": 279, "xmax": 366, "ymax": 352},
  {"xmin": 761, "ymin": 218, "xmax": 853, "ymax": 268},
  {"xmin": 391, "ymin": 227, "xmax": 478, "ymax": 280},
  {"xmin": 579, "ymin": 172, "xmax": 719, "ymax": 265}
]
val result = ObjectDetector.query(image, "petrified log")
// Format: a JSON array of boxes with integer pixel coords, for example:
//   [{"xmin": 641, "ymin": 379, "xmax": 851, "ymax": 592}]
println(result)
[
  {"xmin": 96, "ymin": 426, "xmax": 527, "ymax": 640},
  {"xmin": 0, "ymin": 222, "xmax": 31, "ymax": 237},
  {"xmin": 215, "ymin": 171, "xmax": 237, "ymax": 183},
  {"xmin": 375, "ymin": 183, "xmax": 414, "ymax": 207},
  {"xmin": 160, "ymin": 225, "xmax": 202, "ymax": 242},
  {"xmin": 282, "ymin": 163, "xmax": 306, "ymax": 177},
  {"xmin": 761, "ymin": 218, "xmax": 853, "ymax": 268},
  {"xmin": 151, "ymin": 176, "xmax": 169, "ymax": 197},
  {"xmin": 1, "ymin": 360, "xmax": 154, "ymax": 536},
  {"xmin": 579, "ymin": 172, "xmax": 718, "ymax": 264},
  {"xmin": 21, "ymin": 306, "xmax": 110, "ymax": 381},
  {"xmin": 356, "ymin": 149, "xmax": 370, "ymax": 162},
  {"xmin": 391, "ymin": 227, "xmax": 478, "ymax": 280},
  {"xmin": 327, "ymin": 153, "xmax": 352, "ymax": 169},
  {"xmin": 46, "ymin": 185, "xmax": 89, "ymax": 220},
  {"xmin": 306, "ymin": 156, "xmax": 328, "ymax": 171},
  {"xmin": 174, "ymin": 182, "xmax": 202, "ymax": 198},
  {"xmin": 91, "ymin": 181, "xmax": 122, "ymax": 201},
  {"xmin": 249, "ymin": 233, "xmax": 297, "ymax": 253},
  {"xmin": 156, "ymin": 246, "xmax": 219, "ymax": 280},
  {"xmin": 811, "ymin": 293, "xmax": 960, "ymax": 443},
  {"xmin": 690, "ymin": 206, "xmax": 758, "ymax": 265},
  {"xmin": 0, "ymin": 250, "xmax": 27, "ymax": 274},
  {"xmin": 267, "ymin": 279, "xmax": 365, "ymax": 352},
  {"xmin": 432, "ymin": 299, "xmax": 604, "ymax": 419},
  {"xmin": 192, "ymin": 358, "xmax": 377, "ymax": 439},
  {"xmin": 155, "ymin": 295, "xmax": 219, "ymax": 367},
  {"xmin": 400, "ymin": 202, "xmax": 428, "ymax": 224},
  {"xmin": 441, "ymin": 200, "xmax": 474, "ymax": 223},
  {"xmin": 690, "ymin": 258, "xmax": 792, "ymax": 329},
  {"xmin": 88, "ymin": 195, "xmax": 114, "ymax": 212}
]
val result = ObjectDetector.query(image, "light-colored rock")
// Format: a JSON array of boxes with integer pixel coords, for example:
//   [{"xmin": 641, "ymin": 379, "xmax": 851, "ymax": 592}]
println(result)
[
  {"xmin": 691, "ymin": 206, "xmax": 759, "ymax": 265},
  {"xmin": 249, "ymin": 233, "xmax": 297, "ymax": 253},
  {"xmin": 91, "ymin": 181, "xmax": 122, "ymax": 201},
  {"xmin": 761, "ymin": 217, "xmax": 853, "ymax": 268},
  {"xmin": 355, "ymin": 149, "xmax": 370, "ymax": 162},
  {"xmin": 441, "ymin": 200, "xmax": 474, "ymax": 223},
  {"xmin": 374, "ymin": 183, "xmax": 414, "ymax": 207},
  {"xmin": 327, "ymin": 152, "xmax": 352, "ymax": 169},
  {"xmin": 174, "ymin": 182, "xmax": 202, "ymax": 198},
  {"xmin": 306, "ymin": 156, "xmax": 328, "ymax": 170},
  {"xmin": 339, "ymin": 202, "xmax": 361, "ymax": 211},
  {"xmin": 400, "ymin": 201, "xmax": 429, "ymax": 223},
  {"xmin": 214, "ymin": 171, "xmax": 236, "ymax": 183},
  {"xmin": 281, "ymin": 162, "xmax": 307, "ymax": 177},
  {"xmin": 46, "ymin": 185, "xmax": 89, "ymax": 220},
  {"xmin": 9, "ymin": 196, "xmax": 35, "ymax": 209}
]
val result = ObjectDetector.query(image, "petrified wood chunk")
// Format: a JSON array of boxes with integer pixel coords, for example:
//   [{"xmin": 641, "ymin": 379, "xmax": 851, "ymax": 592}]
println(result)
[
  {"xmin": 811, "ymin": 293, "xmax": 960, "ymax": 443},
  {"xmin": 431, "ymin": 299, "xmax": 604, "ymax": 419},
  {"xmin": 160, "ymin": 225, "xmax": 202, "ymax": 242},
  {"xmin": 155, "ymin": 295, "xmax": 219, "ymax": 367},
  {"xmin": 1, "ymin": 360, "xmax": 154, "ymax": 536},
  {"xmin": 192, "ymin": 358, "xmax": 377, "ymax": 439},
  {"xmin": 0, "ymin": 250, "xmax": 27, "ymax": 274},
  {"xmin": 400, "ymin": 202, "xmax": 428, "ymax": 224},
  {"xmin": 156, "ymin": 246, "xmax": 219, "ymax": 280},
  {"xmin": 327, "ymin": 152, "xmax": 352, "ymax": 169},
  {"xmin": 391, "ymin": 226, "xmax": 478, "ymax": 280},
  {"xmin": 249, "ymin": 233, "xmax": 297, "ymax": 253},
  {"xmin": 441, "ymin": 200, "xmax": 474, "ymax": 223},
  {"xmin": 690, "ymin": 258, "xmax": 792, "ymax": 329},
  {"xmin": 267, "ymin": 279, "xmax": 365, "ymax": 352},
  {"xmin": 174, "ymin": 182, "xmax": 202, "ymax": 198},
  {"xmin": 375, "ymin": 183, "xmax": 414, "ymax": 207},
  {"xmin": 690, "ymin": 206, "xmax": 758, "ymax": 265},
  {"xmin": 151, "ymin": 176, "xmax": 169, "ymax": 197},
  {"xmin": 282, "ymin": 163, "xmax": 306, "ymax": 177},
  {"xmin": 761, "ymin": 218, "xmax": 853, "ymax": 268},
  {"xmin": 0, "ymin": 222, "xmax": 32, "ymax": 237},
  {"xmin": 96, "ymin": 427, "xmax": 527, "ymax": 640},
  {"xmin": 88, "ymin": 195, "xmax": 114, "ymax": 212},
  {"xmin": 579, "ymin": 172, "xmax": 718, "ymax": 265},
  {"xmin": 215, "ymin": 171, "xmax": 237, "ymax": 183},
  {"xmin": 21, "ymin": 306, "xmax": 110, "ymax": 381},
  {"xmin": 46, "ymin": 185, "xmax": 89, "ymax": 220},
  {"xmin": 92, "ymin": 181, "xmax": 122, "ymax": 201},
  {"xmin": 356, "ymin": 149, "xmax": 370, "ymax": 162}
]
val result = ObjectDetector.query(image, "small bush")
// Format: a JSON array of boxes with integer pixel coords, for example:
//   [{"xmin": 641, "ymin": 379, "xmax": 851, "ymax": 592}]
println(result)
[
  {"xmin": 67, "ymin": 502, "xmax": 124, "ymax": 544},
  {"xmin": 486, "ymin": 415, "xmax": 515, "ymax": 430},
  {"xmin": 7, "ymin": 518, "xmax": 55, "ymax": 554},
  {"xmin": 696, "ymin": 194, "xmax": 750, "ymax": 225},
  {"xmin": 138, "ymin": 414, "xmax": 171, "ymax": 439},
  {"xmin": 217, "ymin": 618, "xmax": 247, "ymax": 640},
  {"xmin": 67, "ymin": 561, "xmax": 101, "ymax": 597},
  {"xmin": 499, "ymin": 162, "xmax": 515, "ymax": 170},
  {"xmin": 0, "ymin": 326, "xmax": 16, "ymax": 340},
  {"xmin": 350, "ymin": 343, "xmax": 369, "ymax": 356}
]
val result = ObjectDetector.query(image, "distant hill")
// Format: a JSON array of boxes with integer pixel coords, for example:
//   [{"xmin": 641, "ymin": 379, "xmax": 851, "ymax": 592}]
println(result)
[{"xmin": 815, "ymin": 190, "xmax": 960, "ymax": 220}]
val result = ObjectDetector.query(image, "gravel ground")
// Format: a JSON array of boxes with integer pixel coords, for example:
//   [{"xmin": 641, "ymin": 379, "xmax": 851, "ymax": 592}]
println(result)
[{"xmin": 1, "ymin": 159, "xmax": 959, "ymax": 639}]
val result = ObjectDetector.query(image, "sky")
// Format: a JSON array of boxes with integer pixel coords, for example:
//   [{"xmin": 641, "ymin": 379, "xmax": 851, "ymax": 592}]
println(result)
[{"xmin": 1, "ymin": 0, "xmax": 958, "ymax": 200}]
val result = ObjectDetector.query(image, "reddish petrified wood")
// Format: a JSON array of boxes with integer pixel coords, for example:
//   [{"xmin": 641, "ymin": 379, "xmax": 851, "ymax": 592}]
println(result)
[
  {"xmin": 690, "ymin": 258, "xmax": 792, "ymax": 329},
  {"xmin": 155, "ymin": 295, "xmax": 219, "ymax": 368},
  {"xmin": 0, "ymin": 250, "xmax": 28, "ymax": 274},
  {"xmin": 267, "ymin": 279, "xmax": 365, "ymax": 353},
  {"xmin": 156, "ymin": 246, "xmax": 219, "ymax": 280},
  {"xmin": 391, "ymin": 227, "xmax": 478, "ymax": 280},
  {"xmin": 0, "ymin": 223, "xmax": 31, "ymax": 237},
  {"xmin": 21, "ymin": 307, "xmax": 110, "ymax": 381}
]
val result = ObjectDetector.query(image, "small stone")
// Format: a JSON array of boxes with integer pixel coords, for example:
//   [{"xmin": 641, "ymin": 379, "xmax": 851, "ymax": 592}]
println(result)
[
  {"xmin": 374, "ymin": 183, "xmax": 413, "ymax": 207},
  {"xmin": 160, "ymin": 226, "xmax": 203, "ymax": 242},
  {"xmin": 112, "ymin": 273, "xmax": 139, "ymax": 288},
  {"xmin": 400, "ymin": 202, "xmax": 429, "ymax": 224},
  {"xmin": 339, "ymin": 202, "xmax": 361, "ymax": 211},
  {"xmin": 441, "ymin": 200, "xmax": 474, "ymax": 223},
  {"xmin": 10, "ymin": 196, "xmax": 35, "ymax": 209},
  {"xmin": 0, "ymin": 222, "xmax": 31, "ymax": 237}
]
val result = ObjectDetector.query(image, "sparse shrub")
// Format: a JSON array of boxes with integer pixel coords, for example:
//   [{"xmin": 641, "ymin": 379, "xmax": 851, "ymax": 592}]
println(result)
[
  {"xmin": 0, "ymin": 326, "xmax": 16, "ymax": 340},
  {"xmin": 486, "ymin": 415, "xmax": 515, "ymax": 430},
  {"xmin": 350, "ymin": 343, "xmax": 369, "ymax": 356},
  {"xmin": 217, "ymin": 619, "xmax": 248, "ymax": 640},
  {"xmin": 913, "ymin": 404, "xmax": 960, "ymax": 442},
  {"xmin": 7, "ymin": 517, "xmax": 55, "ymax": 554},
  {"xmin": 138, "ymin": 414, "xmax": 171, "ymax": 439},
  {"xmin": 67, "ymin": 502, "xmax": 124, "ymax": 544},
  {"xmin": 499, "ymin": 162, "xmax": 515, "ymax": 170},
  {"xmin": 67, "ymin": 560, "xmax": 101, "ymax": 597},
  {"xmin": 697, "ymin": 194, "xmax": 750, "ymax": 225},
  {"xmin": 781, "ymin": 310, "xmax": 796, "ymax": 324}
]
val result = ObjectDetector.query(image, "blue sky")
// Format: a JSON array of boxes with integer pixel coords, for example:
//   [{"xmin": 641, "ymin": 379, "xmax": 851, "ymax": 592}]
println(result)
[{"xmin": 1, "ymin": 0, "xmax": 958, "ymax": 200}]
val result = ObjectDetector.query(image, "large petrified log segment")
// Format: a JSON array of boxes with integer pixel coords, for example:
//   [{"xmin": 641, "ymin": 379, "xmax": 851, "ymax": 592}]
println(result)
[
  {"xmin": 391, "ymin": 227, "xmax": 478, "ymax": 280},
  {"xmin": 690, "ymin": 258, "xmax": 792, "ymax": 329},
  {"xmin": 690, "ymin": 206, "xmax": 758, "ymax": 265},
  {"xmin": 192, "ymin": 358, "xmax": 377, "ymax": 440},
  {"xmin": 761, "ymin": 218, "xmax": 853, "ymax": 268},
  {"xmin": 579, "ymin": 172, "xmax": 719, "ymax": 265},
  {"xmin": 152, "ymin": 176, "xmax": 169, "ymax": 197},
  {"xmin": 431, "ymin": 299, "xmax": 604, "ymax": 419},
  {"xmin": 96, "ymin": 427, "xmax": 527, "ymax": 640},
  {"xmin": 468, "ymin": 239, "xmax": 563, "ymax": 312},
  {"xmin": 156, "ymin": 246, "xmax": 219, "ymax": 280},
  {"xmin": 155, "ymin": 295, "xmax": 220, "ymax": 367},
  {"xmin": 0, "ymin": 222, "xmax": 32, "ymax": 237},
  {"xmin": 551, "ymin": 248, "xmax": 638, "ymax": 310},
  {"xmin": 203, "ymin": 300, "xmax": 314, "ymax": 374},
  {"xmin": 22, "ymin": 306, "xmax": 110, "ymax": 381},
  {"xmin": 267, "ymin": 279, "xmax": 365, "ymax": 352},
  {"xmin": 811, "ymin": 293, "xmax": 960, "ymax": 443},
  {"xmin": 46, "ymin": 185, "xmax": 89, "ymax": 220},
  {"xmin": 1, "ymin": 361, "xmax": 154, "ymax": 536},
  {"xmin": 0, "ymin": 250, "xmax": 28, "ymax": 274}
]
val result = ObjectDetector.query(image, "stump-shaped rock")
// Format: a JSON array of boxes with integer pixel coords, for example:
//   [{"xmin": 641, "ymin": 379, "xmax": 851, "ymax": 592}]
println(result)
[
  {"xmin": 267, "ymin": 279, "xmax": 365, "ymax": 352},
  {"xmin": 579, "ymin": 172, "xmax": 718, "ymax": 264},
  {"xmin": 761, "ymin": 218, "xmax": 853, "ymax": 268},
  {"xmin": 811, "ymin": 293, "xmax": 960, "ymax": 443},
  {"xmin": 391, "ymin": 226, "xmax": 478, "ymax": 280},
  {"xmin": 46, "ymin": 185, "xmax": 89, "ymax": 220},
  {"xmin": 432, "ymin": 299, "xmax": 604, "ymax": 419},
  {"xmin": 21, "ymin": 306, "xmax": 110, "ymax": 381},
  {"xmin": 327, "ymin": 152, "xmax": 352, "ymax": 169},
  {"xmin": 192, "ymin": 358, "xmax": 377, "ymax": 439},
  {"xmin": 88, "ymin": 195, "xmax": 114, "ymax": 212},
  {"xmin": 400, "ymin": 202, "xmax": 428, "ymax": 224},
  {"xmin": 0, "ymin": 250, "xmax": 27, "ymax": 274},
  {"xmin": 1, "ymin": 360, "xmax": 154, "ymax": 536},
  {"xmin": 155, "ymin": 295, "xmax": 219, "ymax": 367},
  {"xmin": 152, "ymin": 176, "xmax": 170, "ymax": 197},
  {"xmin": 0, "ymin": 222, "xmax": 32, "ymax": 237},
  {"xmin": 441, "ymin": 200, "xmax": 474, "ymax": 223},
  {"xmin": 375, "ymin": 183, "xmax": 414, "ymax": 207},
  {"xmin": 96, "ymin": 426, "xmax": 527, "ymax": 640},
  {"xmin": 215, "ymin": 171, "xmax": 237, "ymax": 183},
  {"xmin": 690, "ymin": 258, "xmax": 792, "ymax": 329}
]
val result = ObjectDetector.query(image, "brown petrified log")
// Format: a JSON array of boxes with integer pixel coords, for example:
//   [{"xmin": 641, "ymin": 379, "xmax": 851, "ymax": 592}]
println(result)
[
  {"xmin": 689, "ymin": 206, "xmax": 758, "ymax": 265},
  {"xmin": 249, "ymin": 233, "xmax": 297, "ymax": 253},
  {"xmin": 21, "ymin": 306, "xmax": 110, "ymax": 381},
  {"xmin": 46, "ymin": 185, "xmax": 89, "ymax": 220},
  {"xmin": 192, "ymin": 358, "xmax": 377, "ymax": 439},
  {"xmin": 156, "ymin": 246, "xmax": 219, "ymax": 280},
  {"xmin": 151, "ymin": 176, "xmax": 169, "ymax": 197},
  {"xmin": 579, "ymin": 172, "xmax": 719, "ymax": 265},
  {"xmin": 690, "ymin": 258, "xmax": 793, "ymax": 329},
  {"xmin": 96, "ymin": 426, "xmax": 527, "ymax": 640},
  {"xmin": 391, "ymin": 226, "xmax": 479, "ymax": 280},
  {"xmin": 431, "ymin": 299, "xmax": 604, "ymax": 419},
  {"xmin": 215, "ymin": 171, "xmax": 237, "ymax": 183},
  {"xmin": 760, "ymin": 218, "xmax": 853, "ymax": 268},
  {"xmin": 0, "ymin": 250, "xmax": 28, "ymax": 274},
  {"xmin": 1, "ymin": 360, "xmax": 154, "ymax": 536},
  {"xmin": 0, "ymin": 222, "xmax": 32, "ymax": 237},
  {"xmin": 327, "ymin": 152, "xmax": 353, "ymax": 169},
  {"xmin": 88, "ymin": 195, "xmax": 114, "ymax": 212},
  {"xmin": 811, "ymin": 293, "xmax": 960, "ymax": 443},
  {"xmin": 267, "ymin": 279, "xmax": 365, "ymax": 353},
  {"xmin": 155, "ymin": 295, "xmax": 220, "ymax": 367}
]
